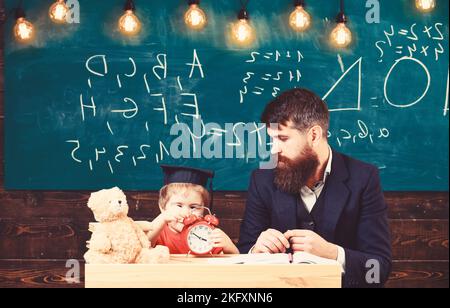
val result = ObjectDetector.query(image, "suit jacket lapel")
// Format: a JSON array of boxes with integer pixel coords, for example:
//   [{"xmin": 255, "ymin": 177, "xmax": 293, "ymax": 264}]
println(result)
[{"xmin": 322, "ymin": 150, "xmax": 350, "ymax": 242}]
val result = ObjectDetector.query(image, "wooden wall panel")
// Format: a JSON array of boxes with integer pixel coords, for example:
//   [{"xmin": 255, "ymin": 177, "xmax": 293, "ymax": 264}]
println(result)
[
  {"xmin": 0, "ymin": 259, "xmax": 84, "ymax": 288},
  {"xmin": 0, "ymin": 190, "xmax": 448, "ymax": 219},
  {"xmin": 0, "ymin": 217, "xmax": 447, "ymax": 261},
  {"xmin": 386, "ymin": 261, "xmax": 449, "ymax": 288}
]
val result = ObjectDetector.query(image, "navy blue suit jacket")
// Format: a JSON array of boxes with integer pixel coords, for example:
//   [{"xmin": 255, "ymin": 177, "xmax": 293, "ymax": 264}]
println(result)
[{"xmin": 237, "ymin": 150, "xmax": 392, "ymax": 288}]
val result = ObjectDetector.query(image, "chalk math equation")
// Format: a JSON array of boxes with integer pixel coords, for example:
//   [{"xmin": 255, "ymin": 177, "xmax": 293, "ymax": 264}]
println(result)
[{"xmin": 65, "ymin": 21, "xmax": 448, "ymax": 174}]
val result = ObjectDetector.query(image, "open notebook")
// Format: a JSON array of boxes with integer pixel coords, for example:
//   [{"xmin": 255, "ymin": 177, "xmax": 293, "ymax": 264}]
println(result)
[{"xmin": 207, "ymin": 252, "xmax": 343, "ymax": 272}]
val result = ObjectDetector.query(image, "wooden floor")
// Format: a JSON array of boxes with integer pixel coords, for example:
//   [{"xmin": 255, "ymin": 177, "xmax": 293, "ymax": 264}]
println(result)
[{"xmin": 0, "ymin": 5, "xmax": 448, "ymax": 289}]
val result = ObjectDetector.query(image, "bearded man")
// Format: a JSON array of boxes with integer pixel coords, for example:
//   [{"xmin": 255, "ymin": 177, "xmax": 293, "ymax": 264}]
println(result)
[{"xmin": 237, "ymin": 88, "xmax": 392, "ymax": 288}]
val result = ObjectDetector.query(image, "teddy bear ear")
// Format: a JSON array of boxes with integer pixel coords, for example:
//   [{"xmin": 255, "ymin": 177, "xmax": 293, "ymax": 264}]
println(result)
[
  {"xmin": 111, "ymin": 186, "xmax": 123, "ymax": 194},
  {"xmin": 87, "ymin": 190, "xmax": 103, "ymax": 209}
]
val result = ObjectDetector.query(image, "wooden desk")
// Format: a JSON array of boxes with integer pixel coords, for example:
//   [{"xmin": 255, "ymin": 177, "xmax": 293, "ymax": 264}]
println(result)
[{"xmin": 85, "ymin": 255, "xmax": 342, "ymax": 288}]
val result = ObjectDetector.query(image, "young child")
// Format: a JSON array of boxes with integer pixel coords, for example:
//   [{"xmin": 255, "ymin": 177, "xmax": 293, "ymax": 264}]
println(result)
[{"xmin": 146, "ymin": 165, "xmax": 239, "ymax": 255}]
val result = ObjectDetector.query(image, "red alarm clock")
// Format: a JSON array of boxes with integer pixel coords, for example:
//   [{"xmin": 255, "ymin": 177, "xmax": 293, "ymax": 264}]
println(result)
[{"xmin": 181, "ymin": 207, "xmax": 220, "ymax": 255}]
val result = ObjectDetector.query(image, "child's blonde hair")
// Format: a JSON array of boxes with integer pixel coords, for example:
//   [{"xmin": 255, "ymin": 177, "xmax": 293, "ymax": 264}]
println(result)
[{"xmin": 158, "ymin": 183, "xmax": 210, "ymax": 210}]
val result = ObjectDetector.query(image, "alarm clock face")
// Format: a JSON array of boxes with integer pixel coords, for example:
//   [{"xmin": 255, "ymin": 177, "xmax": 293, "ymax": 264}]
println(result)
[{"xmin": 187, "ymin": 223, "xmax": 214, "ymax": 254}]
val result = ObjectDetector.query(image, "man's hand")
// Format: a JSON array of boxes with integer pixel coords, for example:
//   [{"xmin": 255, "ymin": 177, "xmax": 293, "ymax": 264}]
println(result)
[
  {"xmin": 284, "ymin": 229, "xmax": 338, "ymax": 260},
  {"xmin": 252, "ymin": 229, "xmax": 290, "ymax": 253}
]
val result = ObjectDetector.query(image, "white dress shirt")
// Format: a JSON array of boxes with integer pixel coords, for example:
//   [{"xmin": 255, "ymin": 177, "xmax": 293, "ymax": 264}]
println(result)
[
  {"xmin": 300, "ymin": 146, "xmax": 346, "ymax": 270},
  {"xmin": 251, "ymin": 146, "xmax": 346, "ymax": 271}
]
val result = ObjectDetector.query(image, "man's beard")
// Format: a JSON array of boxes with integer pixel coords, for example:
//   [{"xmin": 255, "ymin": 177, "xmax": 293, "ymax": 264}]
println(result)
[{"xmin": 274, "ymin": 146, "xmax": 320, "ymax": 195}]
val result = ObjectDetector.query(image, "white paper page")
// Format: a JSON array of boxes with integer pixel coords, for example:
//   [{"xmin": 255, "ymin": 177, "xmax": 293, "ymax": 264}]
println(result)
[{"xmin": 207, "ymin": 253, "xmax": 291, "ymax": 264}]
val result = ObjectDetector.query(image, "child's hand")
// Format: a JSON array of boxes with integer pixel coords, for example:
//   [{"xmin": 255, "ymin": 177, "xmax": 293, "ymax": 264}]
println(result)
[
  {"xmin": 210, "ymin": 228, "xmax": 239, "ymax": 254},
  {"xmin": 162, "ymin": 206, "xmax": 187, "ymax": 223}
]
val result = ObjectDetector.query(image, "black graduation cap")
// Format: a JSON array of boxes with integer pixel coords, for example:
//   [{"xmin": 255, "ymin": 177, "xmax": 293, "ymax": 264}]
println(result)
[{"xmin": 160, "ymin": 164, "xmax": 215, "ymax": 210}]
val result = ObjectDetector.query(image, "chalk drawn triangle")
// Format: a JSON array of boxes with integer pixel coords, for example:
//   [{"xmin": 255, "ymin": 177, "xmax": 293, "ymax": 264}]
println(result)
[{"xmin": 322, "ymin": 57, "xmax": 362, "ymax": 112}]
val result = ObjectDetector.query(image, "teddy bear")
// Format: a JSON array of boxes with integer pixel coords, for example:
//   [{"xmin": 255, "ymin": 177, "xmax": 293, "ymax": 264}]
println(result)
[{"xmin": 84, "ymin": 187, "xmax": 170, "ymax": 264}]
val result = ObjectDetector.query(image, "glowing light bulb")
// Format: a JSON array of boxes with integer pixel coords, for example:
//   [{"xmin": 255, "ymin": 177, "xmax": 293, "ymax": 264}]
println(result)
[
  {"xmin": 14, "ymin": 17, "xmax": 35, "ymax": 43},
  {"xmin": 119, "ymin": 10, "xmax": 141, "ymax": 35},
  {"xmin": 289, "ymin": 5, "xmax": 311, "ymax": 32},
  {"xmin": 330, "ymin": 22, "xmax": 352, "ymax": 48},
  {"xmin": 232, "ymin": 19, "xmax": 255, "ymax": 46},
  {"xmin": 415, "ymin": 0, "xmax": 436, "ymax": 12},
  {"xmin": 185, "ymin": 4, "xmax": 207, "ymax": 30},
  {"xmin": 49, "ymin": 0, "xmax": 69, "ymax": 23}
]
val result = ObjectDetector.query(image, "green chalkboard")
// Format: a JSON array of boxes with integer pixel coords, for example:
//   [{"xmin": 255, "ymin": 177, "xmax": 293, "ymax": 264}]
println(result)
[{"xmin": 4, "ymin": 0, "xmax": 449, "ymax": 190}]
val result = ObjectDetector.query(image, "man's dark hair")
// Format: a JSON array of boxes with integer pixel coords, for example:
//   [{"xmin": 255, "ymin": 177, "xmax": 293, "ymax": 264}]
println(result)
[{"xmin": 261, "ymin": 88, "xmax": 329, "ymax": 137}]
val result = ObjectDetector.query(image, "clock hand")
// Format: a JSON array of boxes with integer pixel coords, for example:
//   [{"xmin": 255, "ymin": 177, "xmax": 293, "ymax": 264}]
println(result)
[{"xmin": 192, "ymin": 232, "xmax": 208, "ymax": 242}]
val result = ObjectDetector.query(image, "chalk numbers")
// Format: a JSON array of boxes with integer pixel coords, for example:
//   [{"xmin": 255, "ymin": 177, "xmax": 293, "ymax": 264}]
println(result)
[{"xmin": 65, "ymin": 141, "xmax": 152, "ymax": 174}]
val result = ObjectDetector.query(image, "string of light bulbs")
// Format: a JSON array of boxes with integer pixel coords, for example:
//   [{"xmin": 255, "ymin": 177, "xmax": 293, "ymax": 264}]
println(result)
[
  {"xmin": 49, "ymin": 0, "xmax": 69, "ymax": 23},
  {"xmin": 13, "ymin": 0, "xmax": 34, "ymax": 43},
  {"xmin": 185, "ymin": 0, "xmax": 208, "ymax": 30},
  {"xmin": 12, "ymin": 0, "xmax": 438, "ymax": 46},
  {"xmin": 118, "ymin": 0, "xmax": 141, "ymax": 35},
  {"xmin": 330, "ymin": 0, "xmax": 353, "ymax": 48},
  {"xmin": 230, "ymin": 0, "xmax": 256, "ymax": 46},
  {"xmin": 289, "ymin": 0, "xmax": 311, "ymax": 32},
  {"xmin": 415, "ymin": 0, "xmax": 436, "ymax": 12}
]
